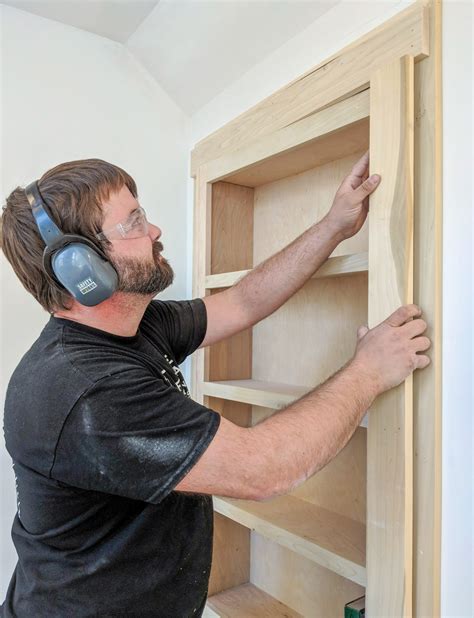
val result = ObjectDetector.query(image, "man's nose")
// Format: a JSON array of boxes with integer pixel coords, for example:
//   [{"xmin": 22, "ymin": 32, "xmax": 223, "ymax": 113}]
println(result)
[{"xmin": 149, "ymin": 223, "xmax": 162, "ymax": 240}]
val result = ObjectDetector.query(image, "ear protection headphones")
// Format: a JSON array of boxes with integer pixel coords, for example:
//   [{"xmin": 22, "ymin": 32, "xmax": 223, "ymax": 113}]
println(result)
[{"xmin": 24, "ymin": 180, "xmax": 118, "ymax": 306}]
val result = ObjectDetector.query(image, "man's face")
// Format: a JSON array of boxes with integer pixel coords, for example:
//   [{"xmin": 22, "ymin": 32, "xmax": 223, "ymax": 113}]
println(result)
[{"xmin": 100, "ymin": 185, "xmax": 174, "ymax": 296}]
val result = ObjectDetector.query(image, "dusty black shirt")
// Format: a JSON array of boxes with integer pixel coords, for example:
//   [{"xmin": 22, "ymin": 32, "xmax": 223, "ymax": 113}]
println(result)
[{"xmin": 1, "ymin": 298, "xmax": 221, "ymax": 617}]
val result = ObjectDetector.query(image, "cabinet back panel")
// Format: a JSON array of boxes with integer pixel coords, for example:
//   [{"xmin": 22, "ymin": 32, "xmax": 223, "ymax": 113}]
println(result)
[
  {"xmin": 252, "ymin": 273, "xmax": 368, "ymax": 386},
  {"xmin": 253, "ymin": 151, "xmax": 369, "ymax": 264},
  {"xmin": 250, "ymin": 533, "xmax": 365, "ymax": 616}
]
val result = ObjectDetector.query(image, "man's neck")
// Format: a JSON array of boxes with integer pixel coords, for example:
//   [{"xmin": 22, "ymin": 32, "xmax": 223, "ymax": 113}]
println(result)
[{"xmin": 53, "ymin": 292, "xmax": 154, "ymax": 337}]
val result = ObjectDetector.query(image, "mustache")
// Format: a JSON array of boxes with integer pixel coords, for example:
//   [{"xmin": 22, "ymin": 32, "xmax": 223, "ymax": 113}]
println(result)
[{"xmin": 153, "ymin": 240, "xmax": 164, "ymax": 253}]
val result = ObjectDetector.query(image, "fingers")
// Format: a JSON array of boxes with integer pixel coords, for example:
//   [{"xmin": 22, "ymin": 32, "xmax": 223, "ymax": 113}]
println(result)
[
  {"xmin": 384, "ymin": 304, "xmax": 422, "ymax": 327},
  {"xmin": 351, "ymin": 150, "xmax": 370, "ymax": 178},
  {"xmin": 411, "ymin": 336, "xmax": 431, "ymax": 353},
  {"xmin": 400, "ymin": 317, "xmax": 428, "ymax": 339},
  {"xmin": 415, "ymin": 354, "xmax": 431, "ymax": 370},
  {"xmin": 350, "ymin": 174, "xmax": 381, "ymax": 202}
]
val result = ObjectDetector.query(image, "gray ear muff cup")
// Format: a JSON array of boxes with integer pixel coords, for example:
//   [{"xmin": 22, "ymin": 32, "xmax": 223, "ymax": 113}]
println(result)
[{"xmin": 43, "ymin": 234, "xmax": 118, "ymax": 307}]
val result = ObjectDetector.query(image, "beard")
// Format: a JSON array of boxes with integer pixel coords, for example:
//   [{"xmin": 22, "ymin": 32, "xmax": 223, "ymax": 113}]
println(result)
[{"xmin": 106, "ymin": 240, "xmax": 174, "ymax": 296}]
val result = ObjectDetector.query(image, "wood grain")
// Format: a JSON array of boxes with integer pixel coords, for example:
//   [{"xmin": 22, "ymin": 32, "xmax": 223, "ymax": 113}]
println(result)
[
  {"xmin": 206, "ymin": 582, "xmax": 303, "ymax": 617},
  {"xmin": 250, "ymin": 535, "xmax": 365, "ymax": 617},
  {"xmin": 214, "ymin": 494, "xmax": 366, "ymax": 586},
  {"xmin": 204, "ymin": 252, "xmax": 368, "ymax": 289},
  {"xmin": 367, "ymin": 54, "xmax": 415, "ymax": 617},
  {"xmin": 199, "ymin": 90, "xmax": 369, "ymax": 186}
]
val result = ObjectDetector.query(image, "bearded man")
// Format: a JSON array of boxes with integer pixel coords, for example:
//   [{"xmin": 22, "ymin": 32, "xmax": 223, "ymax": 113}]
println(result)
[{"xmin": 0, "ymin": 157, "xmax": 430, "ymax": 617}]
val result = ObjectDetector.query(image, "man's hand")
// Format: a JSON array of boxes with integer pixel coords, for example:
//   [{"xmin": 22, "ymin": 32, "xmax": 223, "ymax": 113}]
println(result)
[
  {"xmin": 323, "ymin": 150, "xmax": 381, "ymax": 241},
  {"xmin": 351, "ymin": 304, "xmax": 431, "ymax": 395}
]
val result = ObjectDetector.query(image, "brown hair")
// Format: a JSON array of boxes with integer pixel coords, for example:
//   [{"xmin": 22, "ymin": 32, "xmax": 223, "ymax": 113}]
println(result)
[{"xmin": 0, "ymin": 158, "xmax": 138, "ymax": 314}]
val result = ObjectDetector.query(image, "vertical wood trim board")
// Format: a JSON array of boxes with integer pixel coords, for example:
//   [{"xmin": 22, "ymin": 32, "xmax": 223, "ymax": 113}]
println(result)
[
  {"xmin": 367, "ymin": 55, "xmax": 415, "ymax": 616},
  {"xmin": 413, "ymin": 1, "xmax": 442, "ymax": 614}
]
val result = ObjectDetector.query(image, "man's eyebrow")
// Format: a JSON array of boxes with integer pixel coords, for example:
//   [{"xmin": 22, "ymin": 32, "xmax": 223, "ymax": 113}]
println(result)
[
  {"xmin": 128, "ymin": 196, "xmax": 140, "ymax": 214},
  {"xmin": 127, "ymin": 204, "xmax": 140, "ymax": 216}
]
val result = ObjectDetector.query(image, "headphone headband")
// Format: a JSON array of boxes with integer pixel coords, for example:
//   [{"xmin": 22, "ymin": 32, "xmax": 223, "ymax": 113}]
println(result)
[{"xmin": 24, "ymin": 181, "xmax": 63, "ymax": 245}]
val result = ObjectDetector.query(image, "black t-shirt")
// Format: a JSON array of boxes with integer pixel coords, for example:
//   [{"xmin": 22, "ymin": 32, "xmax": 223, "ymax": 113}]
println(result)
[{"xmin": 1, "ymin": 298, "xmax": 221, "ymax": 617}]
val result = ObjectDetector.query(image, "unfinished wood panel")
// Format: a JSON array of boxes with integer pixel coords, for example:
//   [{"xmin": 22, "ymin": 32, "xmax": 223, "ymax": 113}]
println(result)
[
  {"xmin": 204, "ymin": 380, "xmax": 368, "ymax": 428},
  {"xmin": 190, "ymin": 1, "xmax": 429, "ymax": 174},
  {"xmin": 205, "ymin": 252, "xmax": 368, "ymax": 289},
  {"xmin": 196, "ymin": 181, "xmax": 254, "ymax": 399},
  {"xmin": 252, "ymin": 274, "xmax": 368, "ymax": 386},
  {"xmin": 207, "ymin": 582, "xmax": 303, "ymax": 618},
  {"xmin": 252, "ymin": 152, "xmax": 369, "ymax": 262},
  {"xmin": 207, "ymin": 397, "xmax": 252, "ymax": 428},
  {"xmin": 251, "ymin": 535, "xmax": 365, "ymax": 617},
  {"xmin": 191, "ymin": 168, "xmax": 211, "ymax": 401},
  {"xmin": 203, "ymin": 380, "xmax": 311, "ymax": 410},
  {"xmin": 367, "ymin": 55, "xmax": 415, "ymax": 616},
  {"xmin": 210, "ymin": 182, "xmax": 254, "ymax": 275},
  {"xmin": 207, "ymin": 327, "xmax": 252, "ymax": 382},
  {"xmin": 220, "ymin": 119, "xmax": 369, "ymax": 187},
  {"xmin": 208, "ymin": 513, "xmax": 250, "ymax": 597},
  {"xmin": 214, "ymin": 495, "xmax": 366, "ymax": 586},
  {"xmin": 412, "ymin": 2, "xmax": 442, "ymax": 615},
  {"xmin": 201, "ymin": 90, "xmax": 369, "ymax": 186}
]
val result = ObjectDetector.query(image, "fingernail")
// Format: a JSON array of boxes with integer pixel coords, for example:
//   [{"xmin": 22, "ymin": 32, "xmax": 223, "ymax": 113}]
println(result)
[{"xmin": 370, "ymin": 174, "xmax": 380, "ymax": 183}]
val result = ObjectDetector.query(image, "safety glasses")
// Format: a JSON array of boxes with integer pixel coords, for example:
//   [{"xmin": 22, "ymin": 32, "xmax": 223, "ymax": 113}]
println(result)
[{"xmin": 96, "ymin": 206, "xmax": 149, "ymax": 242}]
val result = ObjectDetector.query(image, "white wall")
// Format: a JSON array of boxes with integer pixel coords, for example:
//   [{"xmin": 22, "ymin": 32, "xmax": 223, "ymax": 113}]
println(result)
[
  {"xmin": 0, "ymin": 3, "xmax": 192, "ymax": 597},
  {"xmin": 188, "ymin": 1, "xmax": 473, "ymax": 615},
  {"xmin": 441, "ymin": 1, "xmax": 473, "ymax": 615}
]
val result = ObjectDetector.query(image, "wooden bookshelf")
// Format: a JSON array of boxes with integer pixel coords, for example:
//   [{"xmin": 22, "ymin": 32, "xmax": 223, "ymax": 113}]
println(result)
[{"xmin": 190, "ymin": 2, "xmax": 441, "ymax": 615}]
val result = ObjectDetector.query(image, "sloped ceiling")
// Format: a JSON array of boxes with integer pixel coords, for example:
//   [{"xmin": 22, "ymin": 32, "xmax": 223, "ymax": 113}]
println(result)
[
  {"xmin": 1, "ymin": 1, "xmax": 160, "ymax": 43},
  {"xmin": 2, "ymin": 0, "xmax": 340, "ymax": 115}
]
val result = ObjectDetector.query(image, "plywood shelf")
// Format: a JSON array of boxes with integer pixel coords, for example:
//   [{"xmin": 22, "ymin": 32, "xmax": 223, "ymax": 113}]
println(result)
[
  {"xmin": 205, "ymin": 252, "xmax": 368, "ymax": 289},
  {"xmin": 214, "ymin": 495, "xmax": 366, "ymax": 586},
  {"xmin": 202, "ymin": 379, "xmax": 369, "ymax": 428},
  {"xmin": 205, "ymin": 582, "xmax": 303, "ymax": 617},
  {"xmin": 202, "ymin": 379, "xmax": 309, "ymax": 409}
]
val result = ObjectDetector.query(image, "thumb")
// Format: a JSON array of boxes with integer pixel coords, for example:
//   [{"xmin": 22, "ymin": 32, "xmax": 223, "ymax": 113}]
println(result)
[
  {"xmin": 351, "ymin": 174, "xmax": 380, "ymax": 202},
  {"xmin": 357, "ymin": 325, "xmax": 369, "ymax": 340}
]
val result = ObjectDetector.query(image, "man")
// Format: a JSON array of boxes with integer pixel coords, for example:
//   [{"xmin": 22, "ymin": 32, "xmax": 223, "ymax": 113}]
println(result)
[{"xmin": 0, "ymin": 154, "xmax": 430, "ymax": 616}]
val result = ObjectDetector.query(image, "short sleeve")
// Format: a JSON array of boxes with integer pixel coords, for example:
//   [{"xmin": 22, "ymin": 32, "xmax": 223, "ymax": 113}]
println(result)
[
  {"xmin": 144, "ymin": 298, "xmax": 207, "ymax": 364},
  {"xmin": 50, "ymin": 370, "xmax": 221, "ymax": 504}
]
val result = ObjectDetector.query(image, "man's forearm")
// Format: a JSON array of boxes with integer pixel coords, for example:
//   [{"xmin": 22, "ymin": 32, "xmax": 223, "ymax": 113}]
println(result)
[
  {"xmin": 249, "ymin": 358, "xmax": 379, "ymax": 500},
  {"xmin": 230, "ymin": 217, "xmax": 343, "ymax": 324}
]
